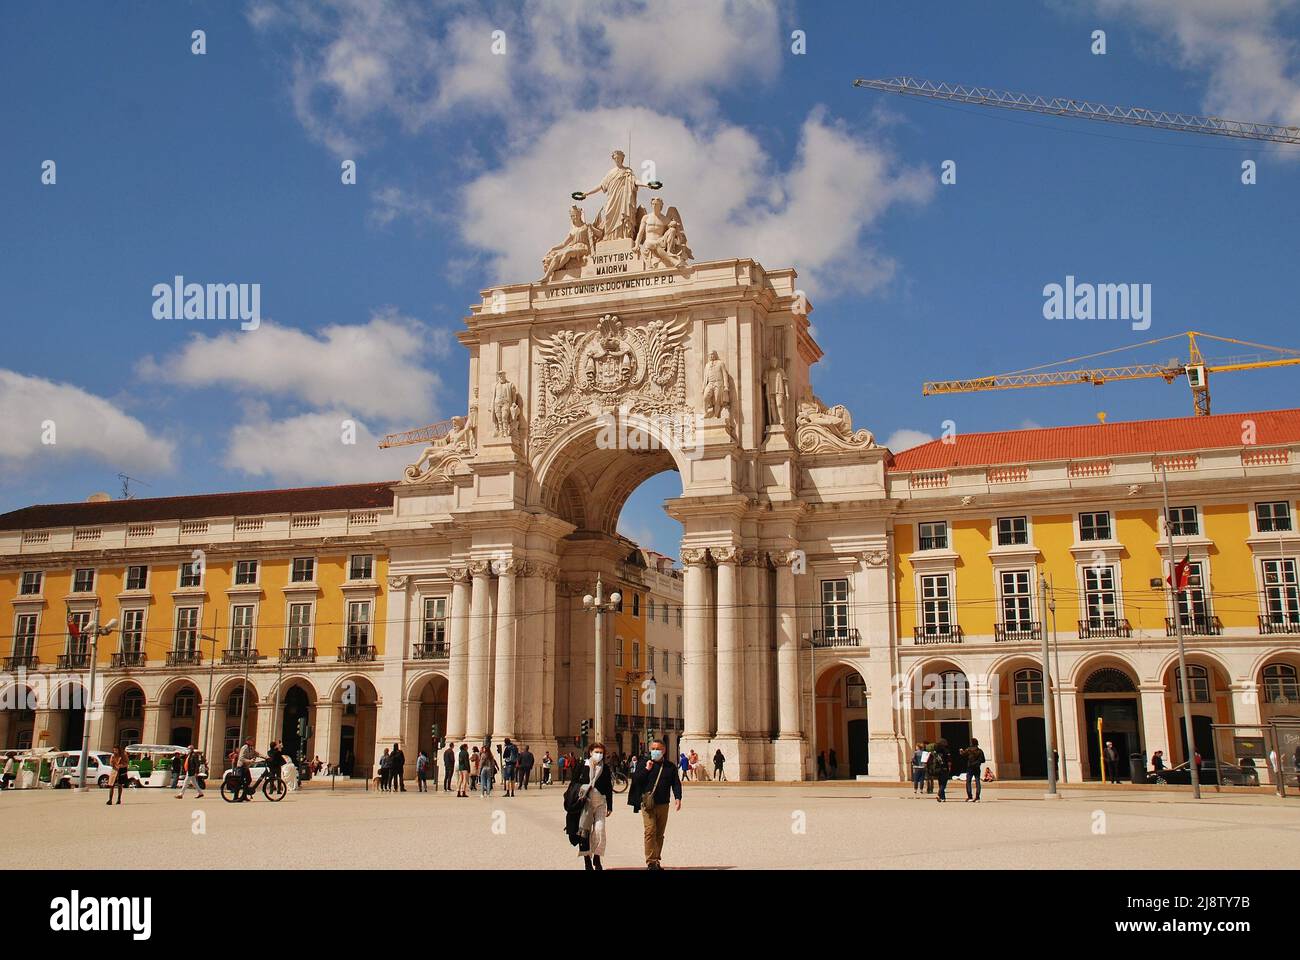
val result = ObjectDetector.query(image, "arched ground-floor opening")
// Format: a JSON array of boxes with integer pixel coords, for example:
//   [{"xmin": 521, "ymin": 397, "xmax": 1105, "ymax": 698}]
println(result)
[
  {"xmin": 50, "ymin": 681, "xmax": 89, "ymax": 751},
  {"xmin": 1076, "ymin": 660, "xmax": 1142, "ymax": 781},
  {"xmin": 990, "ymin": 657, "xmax": 1047, "ymax": 779},
  {"xmin": 1160, "ymin": 655, "xmax": 1234, "ymax": 766},
  {"xmin": 332, "ymin": 675, "xmax": 378, "ymax": 777},
  {"xmin": 157, "ymin": 678, "xmax": 202, "ymax": 747},
  {"xmin": 814, "ymin": 662, "xmax": 869, "ymax": 779},
  {"xmin": 103, "ymin": 681, "xmax": 145, "ymax": 748},
  {"xmin": 909, "ymin": 659, "xmax": 972, "ymax": 774},
  {"xmin": 0, "ymin": 684, "xmax": 36, "ymax": 750},
  {"xmin": 279, "ymin": 683, "xmax": 315, "ymax": 763},
  {"xmin": 408, "ymin": 672, "xmax": 449, "ymax": 761},
  {"xmin": 217, "ymin": 677, "xmax": 259, "ymax": 764}
]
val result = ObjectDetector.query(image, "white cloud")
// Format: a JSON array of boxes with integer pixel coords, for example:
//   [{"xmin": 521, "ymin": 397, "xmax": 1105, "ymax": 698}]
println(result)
[
  {"xmin": 463, "ymin": 107, "xmax": 933, "ymax": 294},
  {"xmin": 141, "ymin": 311, "xmax": 446, "ymax": 423},
  {"xmin": 1094, "ymin": 0, "xmax": 1300, "ymax": 128},
  {"xmin": 884, "ymin": 428, "xmax": 934, "ymax": 452},
  {"xmin": 0, "ymin": 370, "xmax": 174, "ymax": 473},
  {"xmin": 226, "ymin": 410, "xmax": 406, "ymax": 484}
]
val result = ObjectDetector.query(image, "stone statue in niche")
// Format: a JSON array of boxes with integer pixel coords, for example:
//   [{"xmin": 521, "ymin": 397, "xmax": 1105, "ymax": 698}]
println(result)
[
  {"xmin": 492, "ymin": 371, "xmax": 521, "ymax": 437},
  {"xmin": 701, "ymin": 350, "xmax": 731, "ymax": 420},
  {"xmin": 764, "ymin": 353, "xmax": 789, "ymax": 429}
]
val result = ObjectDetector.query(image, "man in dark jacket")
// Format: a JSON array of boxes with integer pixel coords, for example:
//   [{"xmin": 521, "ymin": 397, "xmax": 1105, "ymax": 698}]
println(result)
[
  {"xmin": 628, "ymin": 739, "xmax": 683, "ymax": 870},
  {"xmin": 390, "ymin": 743, "xmax": 406, "ymax": 792},
  {"xmin": 442, "ymin": 742, "xmax": 456, "ymax": 792},
  {"xmin": 961, "ymin": 738, "xmax": 986, "ymax": 801},
  {"xmin": 519, "ymin": 745, "xmax": 535, "ymax": 789},
  {"xmin": 502, "ymin": 738, "xmax": 519, "ymax": 797}
]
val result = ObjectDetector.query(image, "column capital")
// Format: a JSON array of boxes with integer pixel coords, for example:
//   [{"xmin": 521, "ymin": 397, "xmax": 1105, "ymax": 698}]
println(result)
[
  {"xmin": 468, "ymin": 559, "xmax": 493, "ymax": 578},
  {"xmin": 771, "ymin": 549, "xmax": 801, "ymax": 569},
  {"xmin": 387, "ymin": 575, "xmax": 410, "ymax": 590},
  {"xmin": 712, "ymin": 546, "xmax": 740, "ymax": 565},
  {"xmin": 680, "ymin": 548, "xmax": 711, "ymax": 567},
  {"xmin": 448, "ymin": 566, "xmax": 471, "ymax": 584},
  {"xmin": 737, "ymin": 548, "xmax": 766, "ymax": 567},
  {"xmin": 521, "ymin": 560, "xmax": 559, "ymax": 581},
  {"xmin": 860, "ymin": 549, "xmax": 889, "ymax": 568},
  {"xmin": 492, "ymin": 557, "xmax": 523, "ymax": 577}
]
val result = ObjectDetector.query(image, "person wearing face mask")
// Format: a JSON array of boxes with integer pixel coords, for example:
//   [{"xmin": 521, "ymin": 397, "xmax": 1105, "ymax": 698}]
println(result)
[
  {"xmin": 629, "ymin": 739, "xmax": 683, "ymax": 870},
  {"xmin": 574, "ymin": 743, "xmax": 613, "ymax": 870}
]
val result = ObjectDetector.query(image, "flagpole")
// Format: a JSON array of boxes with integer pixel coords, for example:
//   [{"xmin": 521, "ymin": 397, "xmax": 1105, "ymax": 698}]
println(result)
[{"xmin": 1161, "ymin": 463, "xmax": 1201, "ymax": 800}]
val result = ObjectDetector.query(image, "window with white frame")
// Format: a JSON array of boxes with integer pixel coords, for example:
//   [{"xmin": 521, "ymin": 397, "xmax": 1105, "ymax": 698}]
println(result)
[
  {"xmin": 614, "ymin": 687, "xmax": 623, "ymax": 715},
  {"xmin": 675, "ymin": 606, "xmax": 682, "ymax": 627},
  {"xmin": 937, "ymin": 670, "xmax": 968, "ymax": 709},
  {"xmin": 173, "ymin": 688, "xmax": 197, "ymax": 719},
  {"xmin": 647, "ymin": 645, "xmax": 654, "ymax": 673},
  {"xmin": 1257, "ymin": 501, "xmax": 1292, "ymax": 533},
  {"xmin": 72, "ymin": 568, "xmax": 95, "ymax": 592},
  {"xmin": 423, "ymin": 597, "xmax": 447, "ymax": 649},
  {"xmin": 1000, "ymin": 570, "xmax": 1034, "ymax": 630},
  {"xmin": 1079, "ymin": 511, "xmax": 1111, "ymax": 541},
  {"xmin": 174, "ymin": 607, "xmax": 199, "ymax": 652},
  {"xmin": 67, "ymin": 611, "xmax": 92, "ymax": 652},
  {"xmin": 1261, "ymin": 559, "xmax": 1300, "ymax": 625},
  {"xmin": 1174, "ymin": 664, "xmax": 1211, "ymax": 703},
  {"xmin": 179, "ymin": 560, "xmax": 202, "ymax": 588},
  {"xmin": 920, "ymin": 574, "xmax": 953, "ymax": 635},
  {"xmin": 996, "ymin": 516, "xmax": 1028, "ymax": 546},
  {"xmin": 662, "ymin": 650, "xmax": 669, "ymax": 673},
  {"xmin": 1083, "ymin": 565, "xmax": 1118, "ymax": 626},
  {"xmin": 1013, "ymin": 668, "xmax": 1043, "ymax": 705},
  {"xmin": 125, "ymin": 565, "xmax": 148, "ymax": 591},
  {"xmin": 1263, "ymin": 663, "xmax": 1299, "ymax": 703},
  {"xmin": 1173, "ymin": 561, "xmax": 1211, "ymax": 628},
  {"xmin": 677, "ymin": 653, "xmax": 682, "ymax": 676},
  {"xmin": 648, "ymin": 598, "xmax": 655, "ymax": 619},
  {"xmin": 287, "ymin": 603, "xmax": 312, "ymax": 649},
  {"xmin": 234, "ymin": 559, "xmax": 258, "ymax": 585},
  {"xmin": 291, "ymin": 557, "xmax": 315, "ymax": 583},
  {"xmin": 120, "ymin": 609, "xmax": 145, "ymax": 654},
  {"xmin": 633, "ymin": 642, "xmax": 641, "ymax": 669},
  {"xmin": 349, "ymin": 554, "xmax": 373, "ymax": 580},
  {"xmin": 19, "ymin": 571, "xmax": 42, "ymax": 595},
  {"xmin": 615, "ymin": 640, "xmax": 623, "ymax": 667},
  {"xmin": 632, "ymin": 593, "xmax": 640, "ymax": 618},
  {"xmin": 844, "ymin": 674, "xmax": 866, "ymax": 708},
  {"xmin": 821, "ymin": 579, "xmax": 850, "ymax": 639},
  {"xmin": 919, "ymin": 521, "xmax": 948, "ymax": 550},
  {"xmin": 676, "ymin": 694, "xmax": 683, "ymax": 718},
  {"xmin": 230, "ymin": 605, "xmax": 254, "ymax": 651},
  {"xmin": 13, "ymin": 614, "xmax": 37, "ymax": 657},
  {"xmin": 1166, "ymin": 505, "xmax": 1199, "ymax": 537},
  {"xmin": 346, "ymin": 601, "xmax": 371, "ymax": 649}
]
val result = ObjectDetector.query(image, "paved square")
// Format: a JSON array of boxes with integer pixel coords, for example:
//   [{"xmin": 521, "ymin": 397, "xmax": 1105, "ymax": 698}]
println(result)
[{"xmin": 5, "ymin": 782, "xmax": 1297, "ymax": 870}]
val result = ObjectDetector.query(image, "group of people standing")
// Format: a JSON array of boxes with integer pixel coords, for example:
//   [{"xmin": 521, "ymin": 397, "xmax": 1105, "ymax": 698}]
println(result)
[{"xmin": 911, "ymin": 738, "xmax": 988, "ymax": 802}]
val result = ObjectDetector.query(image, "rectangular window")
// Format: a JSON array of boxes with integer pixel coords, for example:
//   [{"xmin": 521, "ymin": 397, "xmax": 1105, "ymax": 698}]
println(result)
[
  {"xmin": 179, "ymin": 561, "xmax": 202, "ymax": 588},
  {"xmin": 676, "ymin": 695, "xmax": 683, "ymax": 718},
  {"xmin": 349, "ymin": 554, "xmax": 373, "ymax": 581},
  {"xmin": 918, "ymin": 521, "xmax": 948, "ymax": 550},
  {"xmin": 173, "ymin": 690, "xmax": 196, "ymax": 719},
  {"xmin": 648, "ymin": 598, "xmax": 655, "ymax": 620},
  {"xmin": 615, "ymin": 642, "xmax": 624, "ymax": 667},
  {"xmin": 174, "ymin": 607, "xmax": 199, "ymax": 652},
  {"xmin": 920, "ymin": 574, "xmax": 952, "ymax": 635},
  {"xmin": 1174, "ymin": 561, "xmax": 1211, "ymax": 627},
  {"xmin": 633, "ymin": 643, "xmax": 641, "ymax": 669},
  {"xmin": 73, "ymin": 568, "xmax": 95, "ymax": 593},
  {"xmin": 1257, "ymin": 501, "xmax": 1292, "ymax": 533},
  {"xmin": 346, "ymin": 601, "xmax": 371, "ymax": 649},
  {"xmin": 677, "ymin": 653, "xmax": 682, "ymax": 676},
  {"xmin": 614, "ymin": 687, "xmax": 623, "ymax": 714},
  {"xmin": 234, "ymin": 559, "xmax": 258, "ymax": 585},
  {"xmin": 675, "ymin": 606, "xmax": 682, "ymax": 627},
  {"xmin": 1084, "ymin": 565, "xmax": 1118, "ymax": 626},
  {"xmin": 1262, "ymin": 559, "xmax": 1300, "ymax": 625},
  {"xmin": 19, "ymin": 571, "xmax": 42, "ymax": 595},
  {"xmin": 821, "ymin": 579, "xmax": 850, "ymax": 639},
  {"xmin": 632, "ymin": 593, "xmax": 640, "ymax": 618},
  {"xmin": 996, "ymin": 516, "xmax": 1028, "ymax": 546},
  {"xmin": 1079, "ymin": 512, "xmax": 1111, "ymax": 542},
  {"xmin": 648, "ymin": 645, "xmax": 654, "ymax": 672},
  {"xmin": 1014, "ymin": 670, "xmax": 1043, "ymax": 705},
  {"xmin": 230, "ymin": 605, "xmax": 254, "ymax": 651},
  {"xmin": 1000, "ymin": 570, "xmax": 1033, "ymax": 629},
  {"xmin": 663, "ymin": 602, "xmax": 669, "ymax": 623},
  {"xmin": 423, "ymin": 597, "xmax": 447, "ymax": 649},
  {"xmin": 291, "ymin": 557, "xmax": 315, "ymax": 583},
  {"xmin": 125, "ymin": 565, "xmax": 148, "ymax": 591},
  {"xmin": 1167, "ymin": 506, "xmax": 1199, "ymax": 537},
  {"xmin": 67, "ymin": 611, "xmax": 92, "ymax": 652},
  {"xmin": 287, "ymin": 603, "xmax": 312, "ymax": 649},
  {"xmin": 120, "ymin": 609, "xmax": 145, "ymax": 653},
  {"xmin": 662, "ymin": 650, "xmax": 669, "ymax": 673},
  {"xmin": 14, "ymin": 614, "xmax": 37, "ymax": 657}
]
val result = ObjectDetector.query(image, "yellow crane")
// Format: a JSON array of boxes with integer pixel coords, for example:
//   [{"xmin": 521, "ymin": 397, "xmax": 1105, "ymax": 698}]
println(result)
[{"xmin": 922, "ymin": 331, "xmax": 1300, "ymax": 416}]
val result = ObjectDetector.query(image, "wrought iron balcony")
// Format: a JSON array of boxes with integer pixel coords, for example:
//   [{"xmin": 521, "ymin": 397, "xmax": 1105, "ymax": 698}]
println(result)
[
  {"xmin": 614, "ymin": 713, "xmax": 629, "ymax": 730},
  {"xmin": 918, "ymin": 536, "xmax": 949, "ymax": 551},
  {"xmin": 1165, "ymin": 615, "xmax": 1222, "ymax": 637},
  {"xmin": 994, "ymin": 622, "xmax": 1041, "ymax": 643},
  {"xmin": 111, "ymin": 650, "xmax": 147, "ymax": 668},
  {"xmin": 166, "ymin": 649, "xmax": 202, "ymax": 667},
  {"xmin": 913, "ymin": 625, "xmax": 963, "ymax": 645},
  {"xmin": 279, "ymin": 647, "xmax": 316, "ymax": 664},
  {"xmin": 58, "ymin": 651, "xmax": 92, "ymax": 669},
  {"xmin": 222, "ymin": 648, "xmax": 264, "ymax": 664},
  {"xmin": 1259, "ymin": 615, "xmax": 1300, "ymax": 635},
  {"xmin": 1077, "ymin": 618, "xmax": 1132, "ymax": 639},
  {"xmin": 338, "ymin": 644, "xmax": 377, "ymax": 663},
  {"xmin": 631, "ymin": 714, "xmax": 645, "ymax": 730},
  {"xmin": 4, "ymin": 654, "xmax": 39, "ymax": 670},
  {"xmin": 411, "ymin": 642, "xmax": 449, "ymax": 660},
  {"xmin": 812, "ymin": 627, "xmax": 862, "ymax": 647}
]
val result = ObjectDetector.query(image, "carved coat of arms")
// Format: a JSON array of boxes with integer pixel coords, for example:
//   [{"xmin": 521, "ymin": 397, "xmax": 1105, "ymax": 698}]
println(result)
[{"xmin": 530, "ymin": 313, "xmax": 689, "ymax": 452}]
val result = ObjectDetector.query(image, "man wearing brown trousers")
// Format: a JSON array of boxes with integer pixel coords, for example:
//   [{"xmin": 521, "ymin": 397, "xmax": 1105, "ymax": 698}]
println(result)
[{"xmin": 628, "ymin": 739, "xmax": 683, "ymax": 870}]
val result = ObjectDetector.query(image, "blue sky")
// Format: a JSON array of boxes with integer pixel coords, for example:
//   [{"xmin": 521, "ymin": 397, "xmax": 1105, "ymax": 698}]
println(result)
[{"xmin": 3, "ymin": 0, "xmax": 1300, "ymax": 558}]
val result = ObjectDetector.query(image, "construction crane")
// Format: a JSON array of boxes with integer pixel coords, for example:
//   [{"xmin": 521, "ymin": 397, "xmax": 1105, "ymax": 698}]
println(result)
[
  {"xmin": 922, "ymin": 331, "xmax": 1300, "ymax": 416},
  {"xmin": 853, "ymin": 77, "xmax": 1300, "ymax": 146},
  {"xmin": 378, "ymin": 416, "xmax": 462, "ymax": 449}
]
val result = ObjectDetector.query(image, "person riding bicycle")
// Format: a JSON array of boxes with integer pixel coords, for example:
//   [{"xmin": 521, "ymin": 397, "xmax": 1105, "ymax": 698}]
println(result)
[{"xmin": 236, "ymin": 737, "xmax": 262, "ymax": 800}]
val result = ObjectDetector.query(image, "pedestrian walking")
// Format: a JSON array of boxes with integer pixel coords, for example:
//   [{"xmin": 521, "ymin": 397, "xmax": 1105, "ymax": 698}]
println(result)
[
  {"xmin": 911, "ymin": 743, "xmax": 926, "ymax": 794},
  {"xmin": 519, "ymin": 744, "xmax": 535, "ymax": 789},
  {"xmin": 925, "ymin": 742, "xmax": 937, "ymax": 793},
  {"xmin": 828, "ymin": 748, "xmax": 839, "ymax": 780},
  {"xmin": 416, "ymin": 750, "xmax": 429, "ymax": 792},
  {"xmin": 541, "ymin": 750, "xmax": 553, "ymax": 786},
  {"xmin": 480, "ymin": 748, "xmax": 498, "ymax": 797},
  {"xmin": 469, "ymin": 746, "xmax": 481, "ymax": 793},
  {"xmin": 961, "ymin": 738, "xmax": 986, "ymax": 801},
  {"xmin": 630, "ymin": 739, "xmax": 683, "ymax": 870},
  {"xmin": 678, "ymin": 751, "xmax": 689, "ymax": 782},
  {"xmin": 169, "ymin": 751, "xmax": 183, "ymax": 790},
  {"xmin": 391, "ymin": 743, "xmax": 407, "ymax": 792},
  {"xmin": 712, "ymin": 748, "xmax": 726, "ymax": 781},
  {"xmin": 931, "ymin": 740, "xmax": 952, "ymax": 802},
  {"xmin": 817, "ymin": 751, "xmax": 827, "ymax": 780},
  {"xmin": 175, "ymin": 745, "xmax": 205, "ymax": 799},
  {"xmin": 442, "ymin": 742, "xmax": 456, "ymax": 792},
  {"xmin": 1104, "ymin": 741, "xmax": 1120, "ymax": 784},
  {"xmin": 502, "ymin": 738, "xmax": 518, "ymax": 797},
  {"xmin": 106, "ymin": 746, "xmax": 129, "ymax": 805},
  {"xmin": 567, "ymin": 744, "xmax": 613, "ymax": 871}
]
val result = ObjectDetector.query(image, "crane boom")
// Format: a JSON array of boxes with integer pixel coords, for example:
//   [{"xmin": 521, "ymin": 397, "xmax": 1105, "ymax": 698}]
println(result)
[
  {"xmin": 378, "ymin": 416, "xmax": 460, "ymax": 449},
  {"xmin": 852, "ymin": 77, "xmax": 1300, "ymax": 146}
]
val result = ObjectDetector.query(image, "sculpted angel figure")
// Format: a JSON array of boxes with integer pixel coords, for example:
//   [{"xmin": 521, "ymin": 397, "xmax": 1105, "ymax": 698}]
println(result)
[
  {"xmin": 574, "ymin": 149, "xmax": 657, "ymax": 242},
  {"xmin": 636, "ymin": 197, "xmax": 693, "ymax": 269},
  {"xmin": 541, "ymin": 206, "xmax": 598, "ymax": 282}
]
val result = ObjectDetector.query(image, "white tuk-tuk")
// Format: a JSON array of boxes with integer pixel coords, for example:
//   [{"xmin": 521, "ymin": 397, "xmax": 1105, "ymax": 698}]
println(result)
[{"xmin": 125, "ymin": 744, "xmax": 189, "ymax": 787}]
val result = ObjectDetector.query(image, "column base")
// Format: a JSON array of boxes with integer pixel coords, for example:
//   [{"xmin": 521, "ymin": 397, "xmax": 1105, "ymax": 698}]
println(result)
[
  {"xmin": 861, "ymin": 735, "xmax": 909, "ymax": 782},
  {"xmin": 774, "ymin": 736, "xmax": 809, "ymax": 782}
]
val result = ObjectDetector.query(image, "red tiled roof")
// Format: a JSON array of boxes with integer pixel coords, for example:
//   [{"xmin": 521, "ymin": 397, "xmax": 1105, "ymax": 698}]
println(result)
[
  {"xmin": 887, "ymin": 408, "xmax": 1300, "ymax": 472},
  {"xmin": 0, "ymin": 482, "xmax": 394, "ymax": 531}
]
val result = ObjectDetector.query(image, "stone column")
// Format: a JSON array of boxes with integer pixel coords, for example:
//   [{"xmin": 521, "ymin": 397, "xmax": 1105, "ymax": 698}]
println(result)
[
  {"xmin": 970, "ymin": 677, "xmax": 999, "ymax": 779},
  {"xmin": 315, "ymin": 702, "xmax": 341, "ymax": 768},
  {"xmin": 1057, "ymin": 686, "xmax": 1083, "ymax": 782},
  {"xmin": 465, "ymin": 561, "xmax": 492, "ymax": 743},
  {"xmin": 541, "ymin": 571, "xmax": 558, "ymax": 743},
  {"xmin": 142, "ymin": 703, "xmax": 166, "ymax": 745},
  {"xmin": 740, "ymin": 551, "xmax": 763, "ymax": 737},
  {"xmin": 492, "ymin": 559, "xmax": 519, "ymax": 741},
  {"xmin": 446, "ymin": 568, "xmax": 471, "ymax": 741},
  {"xmin": 714, "ymin": 547, "xmax": 741, "ymax": 738},
  {"xmin": 775, "ymin": 556, "xmax": 800, "ymax": 737},
  {"xmin": 1139, "ymin": 685, "xmax": 1170, "ymax": 765},
  {"xmin": 682, "ymin": 550, "xmax": 711, "ymax": 739}
]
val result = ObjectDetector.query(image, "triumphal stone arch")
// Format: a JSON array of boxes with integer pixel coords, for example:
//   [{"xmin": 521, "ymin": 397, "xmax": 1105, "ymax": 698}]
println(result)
[{"xmin": 384, "ymin": 151, "xmax": 899, "ymax": 780}]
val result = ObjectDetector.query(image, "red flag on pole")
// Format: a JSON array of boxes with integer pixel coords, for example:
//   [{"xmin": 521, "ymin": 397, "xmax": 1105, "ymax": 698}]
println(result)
[
  {"xmin": 66, "ymin": 610, "xmax": 81, "ymax": 640},
  {"xmin": 1167, "ymin": 552, "xmax": 1192, "ymax": 594}
]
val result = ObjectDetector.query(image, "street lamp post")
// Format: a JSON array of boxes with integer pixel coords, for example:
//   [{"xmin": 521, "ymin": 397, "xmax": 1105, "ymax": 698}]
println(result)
[
  {"xmin": 75, "ymin": 615, "xmax": 117, "ymax": 791},
  {"xmin": 1161, "ymin": 463, "xmax": 1202, "ymax": 800},
  {"xmin": 1038, "ymin": 574, "xmax": 1059, "ymax": 796},
  {"xmin": 1047, "ymin": 575, "xmax": 1067, "ymax": 784},
  {"xmin": 582, "ymin": 575, "xmax": 621, "ymax": 748},
  {"xmin": 198, "ymin": 629, "xmax": 219, "ymax": 763}
]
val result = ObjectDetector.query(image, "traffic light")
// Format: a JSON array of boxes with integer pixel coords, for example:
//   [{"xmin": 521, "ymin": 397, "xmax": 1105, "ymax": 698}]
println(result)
[
  {"xmin": 296, "ymin": 717, "xmax": 310, "ymax": 740},
  {"xmin": 431, "ymin": 723, "xmax": 440, "ymax": 747},
  {"xmin": 579, "ymin": 718, "xmax": 591, "ymax": 749}
]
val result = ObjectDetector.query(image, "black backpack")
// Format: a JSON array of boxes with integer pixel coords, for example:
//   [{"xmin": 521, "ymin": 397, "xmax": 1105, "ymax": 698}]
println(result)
[{"xmin": 562, "ymin": 775, "xmax": 584, "ymax": 813}]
